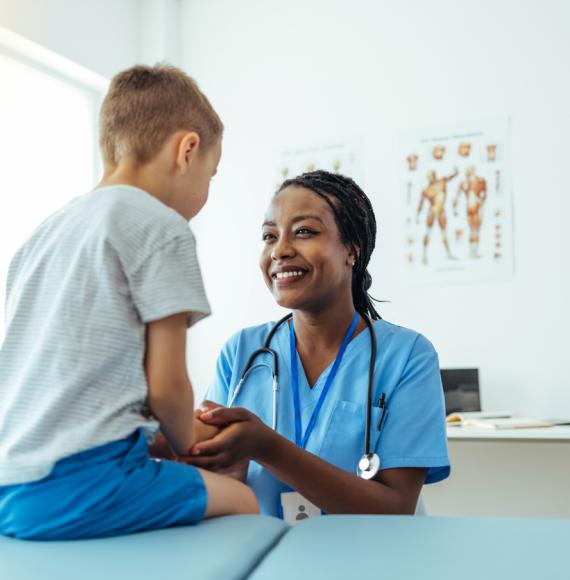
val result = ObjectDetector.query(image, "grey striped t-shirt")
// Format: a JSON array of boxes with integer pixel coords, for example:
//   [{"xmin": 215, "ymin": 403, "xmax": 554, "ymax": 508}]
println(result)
[{"xmin": 0, "ymin": 185, "xmax": 210, "ymax": 485}]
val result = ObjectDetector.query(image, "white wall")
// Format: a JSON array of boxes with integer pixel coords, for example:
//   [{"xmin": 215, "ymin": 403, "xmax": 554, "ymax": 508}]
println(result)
[
  {"xmin": 0, "ymin": 0, "xmax": 140, "ymax": 78},
  {"xmin": 180, "ymin": 0, "xmax": 570, "ymax": 416},
  {"xmin": 0, "ymin": 0, "xmax": 181, "ymax": 78},
  {"xmin": 138, "ymin": 0, "xmax": 181, "ymax": 66}
]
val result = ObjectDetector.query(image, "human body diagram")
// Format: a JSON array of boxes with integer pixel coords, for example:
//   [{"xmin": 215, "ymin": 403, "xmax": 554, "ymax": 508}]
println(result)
[
  {"xmin": 453, "ymin": 166, "xmax": 488, "ymax": 259},
  {"xmin": 401, "ymin": 118, "xmax": 512, "ymax": 282},
  {"xmin": 416, "ymin": 168, "xmax": 458, "ymax": 264}
]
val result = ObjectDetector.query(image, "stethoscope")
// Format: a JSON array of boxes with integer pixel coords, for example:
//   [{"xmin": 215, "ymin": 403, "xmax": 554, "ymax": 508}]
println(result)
[{"xmin": 227, "ymin": 312, "xmax": 387, "ymax": 480}]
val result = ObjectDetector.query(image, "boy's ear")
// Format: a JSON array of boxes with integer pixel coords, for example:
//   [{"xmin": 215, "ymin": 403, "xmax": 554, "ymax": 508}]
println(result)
[{"xmin": 176, "ymin": 131, "xmax": 200, "ymax": 173}]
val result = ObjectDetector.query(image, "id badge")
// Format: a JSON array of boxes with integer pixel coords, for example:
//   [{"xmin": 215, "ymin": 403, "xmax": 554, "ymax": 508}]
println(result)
[{"xmin": 280, "ymin": 491, "xmax": 321, "ymax": 525}]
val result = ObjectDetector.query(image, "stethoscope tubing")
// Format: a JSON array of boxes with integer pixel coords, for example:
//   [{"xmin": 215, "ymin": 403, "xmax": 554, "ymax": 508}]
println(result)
[
  {"xmin": 363, "ymin": 315, "xmax": 377, "ymax": 457},
  {"xmin": 231, "ymin": 312, "xmax": 380, "ymax": 463}
]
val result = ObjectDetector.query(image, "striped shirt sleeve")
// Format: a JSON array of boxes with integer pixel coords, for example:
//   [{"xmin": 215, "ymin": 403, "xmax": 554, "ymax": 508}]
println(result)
[{"xmin": 128, "ymin": 233, "xmax": 211, "ymax": 327}]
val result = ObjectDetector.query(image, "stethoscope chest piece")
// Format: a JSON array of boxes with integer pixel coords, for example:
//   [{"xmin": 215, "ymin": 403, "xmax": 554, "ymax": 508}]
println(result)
[{"xmin": 356, "ymin": 453, "xmax": 380, "ymax": 480}]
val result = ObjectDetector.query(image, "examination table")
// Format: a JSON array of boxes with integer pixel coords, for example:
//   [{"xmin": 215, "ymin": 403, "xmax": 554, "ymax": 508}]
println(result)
[{"xmin": 1, "ymin": 515, "xmax": 569, "ymax": 579}]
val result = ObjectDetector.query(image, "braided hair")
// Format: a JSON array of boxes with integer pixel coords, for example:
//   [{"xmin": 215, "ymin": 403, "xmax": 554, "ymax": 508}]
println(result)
[{"xmin": 276, "ymin": 170, "xmax": 381, "ymax": 320}]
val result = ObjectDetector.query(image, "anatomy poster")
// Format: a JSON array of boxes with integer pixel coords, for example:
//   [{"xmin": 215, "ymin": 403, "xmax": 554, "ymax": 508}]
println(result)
[
  {"xmin": 400, "ymin": 118, "xmax": 513, "ymax": 285},
  {"xmin": 276, "ymin": 139, "xmax": 364, "ymax": 189}
]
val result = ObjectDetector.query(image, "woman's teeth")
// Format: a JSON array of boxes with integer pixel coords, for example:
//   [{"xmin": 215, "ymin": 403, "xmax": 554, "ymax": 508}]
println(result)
[{"xmin": 275, "ymin": 271, "xmax": 304, "ymax": 279}]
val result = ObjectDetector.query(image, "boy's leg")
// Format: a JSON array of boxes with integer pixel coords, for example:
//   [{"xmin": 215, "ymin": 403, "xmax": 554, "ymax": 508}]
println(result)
[
  {"xmin": 0, "ymin": 432, "xmax": 258, "ymax": 540},
  {"xmin": 199, "ymin": 468, "xmax": 259, "ymax": 517}
]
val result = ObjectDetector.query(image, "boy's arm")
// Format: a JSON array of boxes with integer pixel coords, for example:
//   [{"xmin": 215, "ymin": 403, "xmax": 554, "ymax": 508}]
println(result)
[
  {"xmin": 145, "ymin": 312, "xmax": 196, "ymax": 455},
  {"xmin": 149, "ymin": 415, "xmax": 220, "ymax": 460}
]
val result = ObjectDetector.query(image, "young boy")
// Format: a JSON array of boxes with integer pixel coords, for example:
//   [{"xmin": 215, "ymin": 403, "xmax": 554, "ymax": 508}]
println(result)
[{"xmin": 0, "ymin": 65, "xmax": 258, "ymax": 540}]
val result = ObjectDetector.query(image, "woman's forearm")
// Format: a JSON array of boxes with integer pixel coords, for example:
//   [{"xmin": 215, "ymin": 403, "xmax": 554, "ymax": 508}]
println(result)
[
  {"xmin": 256, "ymin": 433, "xmax": 417, "ymax": 515},
  {"xmin": 193, "ymin": 406, "xmax": 424, "ymax": 514}
]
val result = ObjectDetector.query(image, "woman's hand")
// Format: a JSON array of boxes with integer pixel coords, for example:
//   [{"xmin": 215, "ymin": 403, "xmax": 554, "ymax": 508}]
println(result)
[
  {"xmin": 186, "ymin": 406, "xmax": 274, "ymax": 471},
  {"xmin": 218, "ymin": 459, "xmax": 250, "ymax": 482},
  {"xmin": 197, "ymin": 400, "xmax": 224, "ymax": 414},
  {"xmin": 149, "ymin": 403, "xmax": 223, "ymax": 461}
]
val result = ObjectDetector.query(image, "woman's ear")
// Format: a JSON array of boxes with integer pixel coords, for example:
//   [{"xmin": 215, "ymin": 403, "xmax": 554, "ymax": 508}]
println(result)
[{"xmin": 347, "ymin": 245, "xmax": 360, "ymax": 267}]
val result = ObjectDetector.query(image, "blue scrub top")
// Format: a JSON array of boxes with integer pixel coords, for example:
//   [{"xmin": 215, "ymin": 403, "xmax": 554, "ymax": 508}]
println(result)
[{"xmin": 205, "ymin": 318, "xmax": 450, "ymax": 516}]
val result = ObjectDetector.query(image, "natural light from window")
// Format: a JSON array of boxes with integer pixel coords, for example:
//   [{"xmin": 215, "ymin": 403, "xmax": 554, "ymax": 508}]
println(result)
[{"xmin": 0, "ymin": 51, "xmax": 100, "ymax": 341}]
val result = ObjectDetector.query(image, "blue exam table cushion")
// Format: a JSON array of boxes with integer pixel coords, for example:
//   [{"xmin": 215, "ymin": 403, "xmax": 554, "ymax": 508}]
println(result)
[
  {"xmin": 250, "ymin": 515, "xmax": 570, "ymax": 580},
  {"xmin": 0, "ymin": 514, "xmax": 287, "ymax": 580}
]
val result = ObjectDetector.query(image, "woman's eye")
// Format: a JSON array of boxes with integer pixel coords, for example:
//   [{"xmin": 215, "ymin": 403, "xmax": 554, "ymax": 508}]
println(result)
[
  {"xmin": 262, "ymin": 232, "xmax": 275, "ymax": 242},
  {"xmin": 295, "ymin": 227, "xmax": 316, "ymax": 236}
]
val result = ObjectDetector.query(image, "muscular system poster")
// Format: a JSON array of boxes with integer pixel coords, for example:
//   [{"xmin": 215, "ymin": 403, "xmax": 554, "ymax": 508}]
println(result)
[{"xmin": 400, "ymin": 118, "xmax": 513, "ymax": 285}]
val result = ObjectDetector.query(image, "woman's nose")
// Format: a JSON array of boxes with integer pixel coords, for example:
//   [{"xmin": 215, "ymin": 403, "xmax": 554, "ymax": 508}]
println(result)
[{"xmin": 271, "ymin": 236, "xmax": 295, "ymax": 261}]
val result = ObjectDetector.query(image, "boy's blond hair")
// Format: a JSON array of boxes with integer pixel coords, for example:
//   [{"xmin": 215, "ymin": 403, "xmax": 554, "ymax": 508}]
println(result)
[{"xmin": 100, "ymin": 64, "xmax": 223, "ymax": 167}]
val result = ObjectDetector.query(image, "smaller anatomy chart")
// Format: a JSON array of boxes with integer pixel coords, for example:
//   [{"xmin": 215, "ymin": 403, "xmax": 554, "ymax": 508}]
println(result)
[{"xmin": 276, "ymin": 139, "xmax": 364, "ymax": 191}]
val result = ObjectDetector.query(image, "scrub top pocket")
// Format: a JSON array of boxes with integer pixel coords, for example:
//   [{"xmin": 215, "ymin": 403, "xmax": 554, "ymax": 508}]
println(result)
[{"xmin": 317, "ymin": 400, "xmax": 381, "ymax": 474}]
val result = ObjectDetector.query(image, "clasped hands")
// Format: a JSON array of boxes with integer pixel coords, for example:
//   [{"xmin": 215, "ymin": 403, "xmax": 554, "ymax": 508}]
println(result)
[{"xmin": 150, "ymin": 401, "xmax": 271, "ymax": 481}]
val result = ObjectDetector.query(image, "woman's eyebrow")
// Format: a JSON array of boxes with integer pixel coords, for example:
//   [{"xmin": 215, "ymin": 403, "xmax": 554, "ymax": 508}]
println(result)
[
  {"xmin": 291, "ymin": 215, "xmax": 325, "ymax": 225},
  {"xmin": 262, "ymin": 215, "xmax": 325, "ymax": 228}
]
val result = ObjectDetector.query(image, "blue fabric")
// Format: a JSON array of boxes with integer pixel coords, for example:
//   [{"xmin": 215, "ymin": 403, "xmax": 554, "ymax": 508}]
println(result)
[
  {"xmin": 290, "ymin": 312, "xmax": 358, "ymax": 448},
  {"xmin": 0, "ymin": 429, "xmax": 207, "ymax": 540},
  {"xmin": 206, "ymin": 319, "xmax": 450, "ymax": 517}
]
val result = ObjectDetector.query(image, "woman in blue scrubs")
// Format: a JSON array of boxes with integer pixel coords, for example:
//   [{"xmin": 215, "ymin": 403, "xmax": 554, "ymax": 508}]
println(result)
[{"xmin": 189, "ymin": 170, "xmax": 450, "ymax": 519}]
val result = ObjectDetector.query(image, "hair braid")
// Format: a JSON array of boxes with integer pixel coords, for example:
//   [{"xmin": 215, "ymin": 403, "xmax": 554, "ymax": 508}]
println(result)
[{"xmin": 276, "ymin": 170, "xmax": 381, "ymax": 320}]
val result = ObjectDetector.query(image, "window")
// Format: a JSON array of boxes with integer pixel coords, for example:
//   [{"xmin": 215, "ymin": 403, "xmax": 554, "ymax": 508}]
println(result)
[{"xmin": 0, "ymin": 28, "xmax": 106, "ymax": 340}]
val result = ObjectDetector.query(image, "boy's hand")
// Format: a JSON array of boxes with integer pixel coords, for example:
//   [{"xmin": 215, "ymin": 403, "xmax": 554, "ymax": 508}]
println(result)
[
  {"xmin": 150, "ymin": 417, "xmax": 220, "ymax": 461},
  {"xmin": 193, "ymin": 416, "xmax": 221, "ymax": 444},
  {"xmin": 193, "ymin": 401, "xmax": 223, "ymax": 443},
  {"xmin": 149, "ymin": 400, "xmax": 223, "ymax": 460}
]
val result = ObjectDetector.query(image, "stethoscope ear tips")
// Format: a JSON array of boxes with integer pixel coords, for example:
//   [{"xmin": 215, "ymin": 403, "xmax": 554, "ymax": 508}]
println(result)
[{"xmin": 356, "ymin": 453, "xmax": 381, "ymax": 480}]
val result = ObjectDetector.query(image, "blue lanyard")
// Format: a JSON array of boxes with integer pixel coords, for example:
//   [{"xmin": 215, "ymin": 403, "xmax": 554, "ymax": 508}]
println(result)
[{"xmin": 289, "ymin": 312, "xmax": 359, "ymax": 449}]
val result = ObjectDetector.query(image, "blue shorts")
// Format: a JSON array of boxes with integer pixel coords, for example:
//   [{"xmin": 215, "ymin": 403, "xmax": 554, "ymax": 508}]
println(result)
[{"xmin": 0, "ymin": 429, "xmax": 207, "ymax": 540}]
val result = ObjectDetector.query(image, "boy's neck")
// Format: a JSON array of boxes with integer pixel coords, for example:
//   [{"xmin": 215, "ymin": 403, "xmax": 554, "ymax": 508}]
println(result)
[{"xmin": 97, "ymin": 160, "xmax": 174, "ymax": 209}]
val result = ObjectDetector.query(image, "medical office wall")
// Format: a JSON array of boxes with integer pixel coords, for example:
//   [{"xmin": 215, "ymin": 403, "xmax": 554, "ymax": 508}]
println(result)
[{"xmin": 180, "ymin": 0, "xmax": 570, "ymax": 419}]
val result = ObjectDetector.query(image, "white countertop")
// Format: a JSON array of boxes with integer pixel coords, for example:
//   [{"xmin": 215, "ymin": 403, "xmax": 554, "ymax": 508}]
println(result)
[{"xmin": 447, "ymin": 425, "xmax": 570, "ymax": 441}]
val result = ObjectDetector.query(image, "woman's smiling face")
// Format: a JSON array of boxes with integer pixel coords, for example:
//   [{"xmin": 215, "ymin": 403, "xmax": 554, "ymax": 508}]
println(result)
[{"xmin": 260, "ymin": 186, "xmax": 355, "ymax": 312}]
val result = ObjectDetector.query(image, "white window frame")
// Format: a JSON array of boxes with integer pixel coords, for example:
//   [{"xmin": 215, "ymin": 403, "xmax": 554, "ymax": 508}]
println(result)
[
  {"xmin": 0, "ymin": 25, "xmax": 108, "ymax": 176},
  {"xmin": 0, "ymin": 27, "xmax": 109, "ymax": 339}
]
